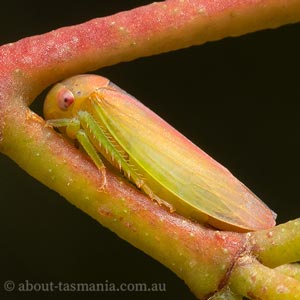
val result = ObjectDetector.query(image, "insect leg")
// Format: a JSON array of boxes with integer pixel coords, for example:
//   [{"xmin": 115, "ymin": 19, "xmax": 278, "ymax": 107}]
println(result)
[
  {"xmin": 46, "ymin": 118, "xmax": 76, "ymax": 128},
  {"xmin": 141, "ymin": 184, "xmax": 175, "ymax": 212},
  {"xmin": 76, "ymin": 130, "xmax": 107, "ymax": 189},
  {"xmin": 78, "ymin": 110, "xmax": 174, "ymax": 212},
  {"xmin": 77, "ymin": 111, "xmax": 138, "ymax": 179},
  {"xmin": 46, "ymin": 118, "xmax": 80, "ymax": 139},
  {"xmin": 46, "ymin": 117, "xmax": 106, "ymax": 189}
]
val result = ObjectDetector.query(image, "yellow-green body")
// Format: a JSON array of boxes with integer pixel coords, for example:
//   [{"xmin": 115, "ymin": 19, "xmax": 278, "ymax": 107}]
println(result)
[{"xmin": 44, "ymin": 74, "xmax": 275, "ymax": 232}]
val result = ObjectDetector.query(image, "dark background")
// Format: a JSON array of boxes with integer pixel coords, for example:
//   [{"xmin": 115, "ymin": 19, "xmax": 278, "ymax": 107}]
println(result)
[{"xmin": 0, "ymin": 1, "xmax": 299, "ymax": 299}]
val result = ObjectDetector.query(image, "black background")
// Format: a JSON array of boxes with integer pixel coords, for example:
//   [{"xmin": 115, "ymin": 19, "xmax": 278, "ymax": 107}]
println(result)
[{"xmin": 0, "ymin": 1, "xmax": 299, "ymax": 299}]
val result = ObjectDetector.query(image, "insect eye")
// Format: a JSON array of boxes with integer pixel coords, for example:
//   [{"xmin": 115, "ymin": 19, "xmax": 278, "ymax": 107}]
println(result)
[{"xmin": 57, "ymin": 88, "xmax": 75, "ymax": 111}]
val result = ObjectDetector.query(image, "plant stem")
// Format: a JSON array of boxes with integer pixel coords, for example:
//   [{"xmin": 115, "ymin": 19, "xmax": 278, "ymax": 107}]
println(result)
[
  {"xmin": 250, "ymin": 219, "xmax": 300, "ymax": 267},
  {"xmin": 208, "ymin": 286, "xmax": 243, "ymax": 299},
  {"xmin": 275, "ymin": 264, "xmax": 300, "ymax": 281},
  {"xmin": 1, "ymin": 0, "xmax": 300, "ymax": 105},
  {"xmin": 1, "ymin": 1, "xmax": 300, "ymax": 299},
  {"xmin": 229, "ymin": 256, "xmax": 300, "ymax": 299}
]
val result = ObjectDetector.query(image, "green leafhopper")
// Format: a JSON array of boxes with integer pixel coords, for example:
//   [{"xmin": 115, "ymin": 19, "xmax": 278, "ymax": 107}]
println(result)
[{"xmin": 43, "ymin": 74, "xmax": 276, "ymax": 232}]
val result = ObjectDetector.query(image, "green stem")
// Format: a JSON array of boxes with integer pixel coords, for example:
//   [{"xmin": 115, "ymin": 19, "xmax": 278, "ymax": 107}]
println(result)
[
  {"xmin": 275, "ymin": 264, "xmax": 300, "ymax": 282},
  {"xmin": 208, "ymin": 286, "xmax": 243, "ymax": 300},
  {"xmin": 229, "ymin": 256, "xmax": 300, "ymax": 299},
  {"xmin": 250, "ymin": 219, "xmax": 300, "ymax": 267}
]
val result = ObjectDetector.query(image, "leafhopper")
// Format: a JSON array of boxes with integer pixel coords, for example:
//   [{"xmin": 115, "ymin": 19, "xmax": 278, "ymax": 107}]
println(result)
[{"xmin": 43, "ymin": 74, "xmax": 276, "ymax": 232}]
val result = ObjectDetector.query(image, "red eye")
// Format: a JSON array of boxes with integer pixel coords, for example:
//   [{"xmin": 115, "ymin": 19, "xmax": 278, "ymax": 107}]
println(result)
[{"xmin": 57, "ymin": 88, "xmax": 75, "ymax": 110}]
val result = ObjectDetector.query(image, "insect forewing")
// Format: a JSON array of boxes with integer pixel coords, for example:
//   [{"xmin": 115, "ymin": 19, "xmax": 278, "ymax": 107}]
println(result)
[{"xmin": 92, "ymin": 87, "xmax": 275, "ymax": 231}]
